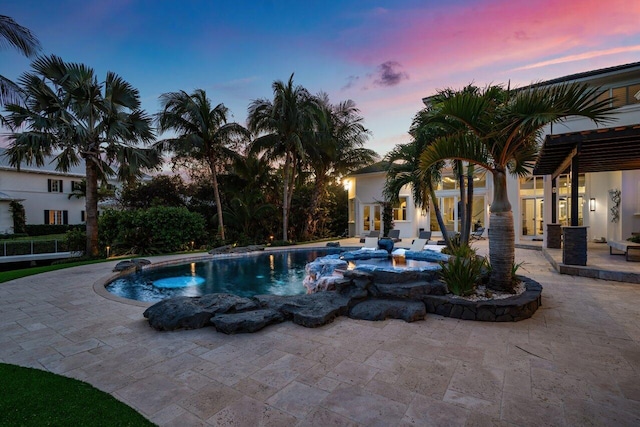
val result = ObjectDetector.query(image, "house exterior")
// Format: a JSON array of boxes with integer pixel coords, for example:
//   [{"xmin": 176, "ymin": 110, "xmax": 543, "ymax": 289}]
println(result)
[
  {"xmin": 347, "ymin": 62, "xmax": 640, "ymax": 244},
  {"xmin": 0, "ymin": 148, "xmax": 87, "ymax": 233}
]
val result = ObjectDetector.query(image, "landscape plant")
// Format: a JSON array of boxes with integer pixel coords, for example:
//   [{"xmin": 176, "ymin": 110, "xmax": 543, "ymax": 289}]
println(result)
[
  {"xmin": 248, "ymin": 74, "xmax": 321, "ymax": 242},
  {"xmin": 156, "ymin": 89, "xmax": 250, "ymax": 240},
  {"xmin": 4, "ymin": 55, "xmax": 160, "ymax": 257},
  {"xmin": 421, "ymin": 82, "xmax": 615, "ymax": 291},
  {"xmin": 9, "ymin": 200, "xmax": 26, "ymax": 234},
  {"xmin": 439, "ymin": 244, "xmax": 484, "ymax": 296},
  {"xmin": 99, "ymin": 207, "xmax": 205, "ymax": 255},
  {"xmin": 0, "ymin": 14, "xmax": 41, "ymax": 108}
]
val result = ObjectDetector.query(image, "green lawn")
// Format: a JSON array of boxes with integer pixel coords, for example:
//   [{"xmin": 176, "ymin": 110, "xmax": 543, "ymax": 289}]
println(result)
[
  {"xmin": 0, "ymin": 259, "xmax": 108, "ymax": 284},
  {"xmin": 0, "ymin": 363, "xmax": 155, "ymax": 426}
]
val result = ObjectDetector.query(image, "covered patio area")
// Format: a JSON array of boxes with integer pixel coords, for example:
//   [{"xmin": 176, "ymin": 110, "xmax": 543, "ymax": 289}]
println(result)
[{"xmin": 533, "ymin": 123, "xmax": 640, "ymax": 266}]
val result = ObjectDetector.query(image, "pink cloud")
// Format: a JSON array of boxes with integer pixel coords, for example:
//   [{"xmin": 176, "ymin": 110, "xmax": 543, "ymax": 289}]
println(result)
[{"xmin": 334, "ymin": 0, "xmax": 640, "ymax": 83}]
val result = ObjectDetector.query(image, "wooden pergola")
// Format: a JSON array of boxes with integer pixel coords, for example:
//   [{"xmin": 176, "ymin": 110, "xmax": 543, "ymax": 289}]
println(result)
[{"xmin": 533, "ymin": 124, "xmax": 640, "ymax": 225}]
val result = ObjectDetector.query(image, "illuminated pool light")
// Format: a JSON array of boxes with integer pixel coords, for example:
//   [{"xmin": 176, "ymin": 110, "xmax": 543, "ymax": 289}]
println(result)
[{"xmin": 153, "ymin": 276, "xmax": 206, "ymax": 289}]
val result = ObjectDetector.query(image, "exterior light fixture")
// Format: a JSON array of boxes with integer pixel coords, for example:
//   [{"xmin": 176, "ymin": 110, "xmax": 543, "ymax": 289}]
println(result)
[
  {"xmin": 589, "ymin": 198, "xmax": 596, "ymax": 212},
  {"xmin": 106, "ymin": 246, "xmax": 111, "ymax": 258},
  {"xmin": 343, "ymin": 179, "xmax": 351, "ymax": 191}
]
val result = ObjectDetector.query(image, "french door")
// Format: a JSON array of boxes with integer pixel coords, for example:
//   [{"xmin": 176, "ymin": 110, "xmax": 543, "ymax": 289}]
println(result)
[{"xmin": 362, "ymin": 204, "xmax": 381, "ymax": 232}]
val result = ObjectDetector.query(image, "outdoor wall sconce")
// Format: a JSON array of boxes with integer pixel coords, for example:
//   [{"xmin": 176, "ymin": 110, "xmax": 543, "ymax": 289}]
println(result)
[{"xmin": 589, "ymin": 198, "xmax": 596, "ymax": 212}]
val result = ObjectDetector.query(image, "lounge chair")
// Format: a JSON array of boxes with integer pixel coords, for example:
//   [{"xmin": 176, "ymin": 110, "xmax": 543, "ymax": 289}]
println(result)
[
  {"xmin": 470, "ymin": 227, "xmax": 485, "ymax": 240},
  {"xmin": 362, "ymin": 237, "xmax": 379, "ymax": 250},
  {"xmin": 359, "ymin": 230, "xmax": 380, "ymax": 243},
  {"xmin": 408, "ymin": 238, "xmax": 428, "ymax": 252},
  {"xmin": 387, "ymin": 229, "xmax": 401, "ymax": 242},
  {"xmin": 417, "ymin": 231, "xmax": 433, "ymax": 244}
]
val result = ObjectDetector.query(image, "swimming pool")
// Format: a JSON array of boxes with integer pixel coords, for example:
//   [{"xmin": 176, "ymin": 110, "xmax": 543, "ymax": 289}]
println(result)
[
  {"xmin": 106, "ymin": 249, "xmax": 344, "ymax": 302},
  {"xmin": 106, "ymin": 248, "xmax": 440, "ymax": 303}
]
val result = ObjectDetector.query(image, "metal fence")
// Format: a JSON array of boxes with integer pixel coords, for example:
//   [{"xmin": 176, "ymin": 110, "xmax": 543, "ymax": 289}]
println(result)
[{"xmin": 0, "ymin": 240, "xmax": 70, "ymax": 257}]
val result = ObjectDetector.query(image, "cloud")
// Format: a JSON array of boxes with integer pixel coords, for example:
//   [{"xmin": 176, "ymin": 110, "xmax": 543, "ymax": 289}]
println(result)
[
  {"xmin": 374, "ymin": 61, "xmax": 409, "ymax": 87},
  {"xmin": 341, "ymin": 75, "xmax": 360, "ymax": 91},
  {"xmin": 511, "ymin": 45, "xmax": 640, "ymax": 71},
  {"xmin": 329, "ymin": 0, "xmax": 640, "ymax": 86}
]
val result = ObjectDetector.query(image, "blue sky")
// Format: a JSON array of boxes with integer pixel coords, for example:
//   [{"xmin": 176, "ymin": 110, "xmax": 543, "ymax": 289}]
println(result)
[{"xmin": 3, "ymin": 0, "xmax": 640, "ymax": 156}]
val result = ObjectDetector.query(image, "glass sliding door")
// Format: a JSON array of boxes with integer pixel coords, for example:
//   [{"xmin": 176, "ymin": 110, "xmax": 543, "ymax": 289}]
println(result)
[{"xmin": 362, "ymin": 204, "xmax": 381, "ymax": 233}]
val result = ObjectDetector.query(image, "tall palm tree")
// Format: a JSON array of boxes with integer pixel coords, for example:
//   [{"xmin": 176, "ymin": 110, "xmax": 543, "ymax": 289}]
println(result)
[
  {"xmin": 247, "ymin": 73, "xmax": 320, "ymax": 241},
  {"xmin": 4, "ymin": 55, "xmax": 158, "ymax": 256},
  {"xmin": 0, "ymin": 15, "xmax": 41, "ymax": 113},
  {"xmin": 303, "ymin": 94, "xmax": 375, "ymax": 238},
  {"xmin": 384, "ymin": 114, "xmax": 450, "ymax": 246},
  {"xmin": 156, "ymin": 89, "xmax": 249, "ymax": 241},
  {"xmin": 420, "ymin": 82, "xmax": 615, "ymax": 291}
]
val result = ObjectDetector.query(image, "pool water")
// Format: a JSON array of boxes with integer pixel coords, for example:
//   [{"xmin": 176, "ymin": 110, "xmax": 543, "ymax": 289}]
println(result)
[
  {"xmin": 106, "ymin": 248, "xmax": 440, "ymax": 303},
  {"xmin": 106, "ymin": 249, "xmax": 343, "ymax": 302}
]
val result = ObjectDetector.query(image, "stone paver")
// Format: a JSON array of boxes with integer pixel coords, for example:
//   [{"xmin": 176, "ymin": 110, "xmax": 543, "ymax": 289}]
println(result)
[{"xmin": 1, "ymin": 245, "xmax": 640, "ymax": 426}]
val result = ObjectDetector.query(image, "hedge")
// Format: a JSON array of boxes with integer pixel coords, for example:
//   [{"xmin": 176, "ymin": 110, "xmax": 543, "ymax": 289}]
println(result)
[{"xmin": 25, "ymin": 224, "xmax": 86, "ymax": 236}]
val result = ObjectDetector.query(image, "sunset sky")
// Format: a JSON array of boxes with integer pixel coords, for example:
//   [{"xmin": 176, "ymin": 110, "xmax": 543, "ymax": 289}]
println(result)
[{"xmin": 3, "ymin": 0, "xmax": 640, "ymax": 157}]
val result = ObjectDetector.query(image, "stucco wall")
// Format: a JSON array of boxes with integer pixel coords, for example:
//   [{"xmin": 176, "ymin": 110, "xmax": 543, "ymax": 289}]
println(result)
[{"xmin": 0, "ymin": 169, "xmax": 86, "ymax": 226}]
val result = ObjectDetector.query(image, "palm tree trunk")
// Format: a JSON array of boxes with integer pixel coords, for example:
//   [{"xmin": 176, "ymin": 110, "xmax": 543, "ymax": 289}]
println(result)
[
  {"xmin": 85, "ymin": 159, "xmax": 99, "ymax": 257},
  {"xmin": 211, "ymin": 167, "xmax": 225, "ymax": 241},
  {"xmin": 488, "ymin": 169, "xmax": 514, "ymax": 291},
  {"xmin": 463, "ymin": 164, "xmax": 475, "ymax": 244},
  {"xmin": 282, "ymin": 153, "xmax": 291, "ymax": 241},
  {"xmin": 303, "ymin": 172, "xmax": 326, "ymax": 238},
  {"xmin": 456, "ymin": 160, "xmax": 468, "ymax": 244},
  {"xmin": 429, "ymin": 185, "xmax": 451, "ymax": 248}
]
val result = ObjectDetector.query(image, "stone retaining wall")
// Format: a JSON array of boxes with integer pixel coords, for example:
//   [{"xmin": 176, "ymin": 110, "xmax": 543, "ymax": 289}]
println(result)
[{"xmin": 423, "ymin": 277, "xmax": 542, "ymax": 322}]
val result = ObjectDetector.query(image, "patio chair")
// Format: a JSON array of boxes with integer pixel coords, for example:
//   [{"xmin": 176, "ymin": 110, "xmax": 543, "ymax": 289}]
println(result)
[
  {"xmin": 362, "ymin": 237, "xmax": 379, "ymax": 250},
  {"xmin": 359, "ymin": 230, "xmax": 380, "ymax": 243},
  {"xmin": 408, "ymin": 238, "xmax": 428, "ymax": 252},
  {"xmin": 470, "ymin": 227, "xmax": 485, "ymax": 240},
  {"xmin": 418, "ymin": 231, "xmax": 432, "ymax": 243},
  {"xmin": 387, "ymin": 229, "xmax": 401, "ymax": 242}
]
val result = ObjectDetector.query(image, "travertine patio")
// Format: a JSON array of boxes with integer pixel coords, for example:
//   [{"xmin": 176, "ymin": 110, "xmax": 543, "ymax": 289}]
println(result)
[{"xmin": 1, "ymin": 242, "xmax": 639, "ymax": 426}]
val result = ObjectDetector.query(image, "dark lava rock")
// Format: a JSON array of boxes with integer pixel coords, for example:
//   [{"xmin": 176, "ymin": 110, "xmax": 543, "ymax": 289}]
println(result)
[
  {"xmin": 208, "ymin": 245, "xmax": 265, "ymax": 255},
  {"xmin": 112, "ymin": 258, "xmax": 151, "ymax": 272},
  {"xmin": 371, "ymin": 281, "xmax": 447, "ymax": 299},
  {"xmin": 326, "ymin": 241, "xmax": 341, "ymax": 247},
  {"xmin": 349, "ymin": 299, "xmax": 426, "ymax": 322},
  {"xmin": 256, "ymin": 292, "xmax": 352, "ymax": 328},
  {"xmin": 211, "ymin": 309, "xmax": 284, "ymax": 334},
  {"xmin": 143, "ymin": 293, "xmax": 259, "ymax": 331},
  {"xmin": 360, "ymin": 268, "xmax": 440, "ymax": 284},
  {"xmin": 208, "ymin": 244, "xmax": 234, "ymax": 254}
]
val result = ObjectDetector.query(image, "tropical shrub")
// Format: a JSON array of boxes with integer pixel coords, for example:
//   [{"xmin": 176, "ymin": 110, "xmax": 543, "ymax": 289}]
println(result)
[
  {"xmin": 99, "ymin": 207, "xmax": 206, "ymax": 255},
  {"xmin": 24, "ymin": 224, "xmax": 85, "ymax": 236},
  {"xmin": 9, "ymin": 201, "xmax": 26, "ymax": 234},
  {"xmin": 439, "ymin": 244, "xmax": 484, "ymax": 296},
  {"xmin": 64, "ymin": 229, "xmax": 87, "ymax": 252}
]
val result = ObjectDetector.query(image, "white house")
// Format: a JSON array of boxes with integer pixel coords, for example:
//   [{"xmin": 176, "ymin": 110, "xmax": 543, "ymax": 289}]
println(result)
[
  {"xmin": 347, "ymin": 62, "xmax": 640, "ymax": 245},
  {"xmin": 0, "ymin": 148, "xmax": 87, "ymax": 233}
]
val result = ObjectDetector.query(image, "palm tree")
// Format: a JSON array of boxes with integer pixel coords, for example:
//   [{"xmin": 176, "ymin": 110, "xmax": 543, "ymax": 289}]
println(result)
[
  {"xmin": 420, "ymin": 82, "xmax": 615, "ymax": 291},
  {"xmin": 0, "ymin": 15, "xmax": 41, "ymax": 106},
  {"xmin": 384, "ymin": 114, "xmax": 450, "ymax": 246},
  {"xmin": 247, "ymin": 73, "xmax": 320, "ymax": 241},
  {"xmin": 156, "ymin": 89, "xmax": 249, "ymax": 241},
  {"xmin": 303, "ymin": 94, "xmax": 375, "ymax": 238},
  {"xmin": 4, "ymin": 55, "xmax": 158, "ymax": 256},
  {"xmin": 1, "ymin": 15, "xmax": 41, "ymax": 119}
]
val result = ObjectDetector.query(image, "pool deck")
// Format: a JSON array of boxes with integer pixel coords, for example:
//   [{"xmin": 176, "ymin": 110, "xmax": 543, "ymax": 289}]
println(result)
[{"xmin": 1, "ymin": 240, "xmax": 640, "ymax": 426}]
